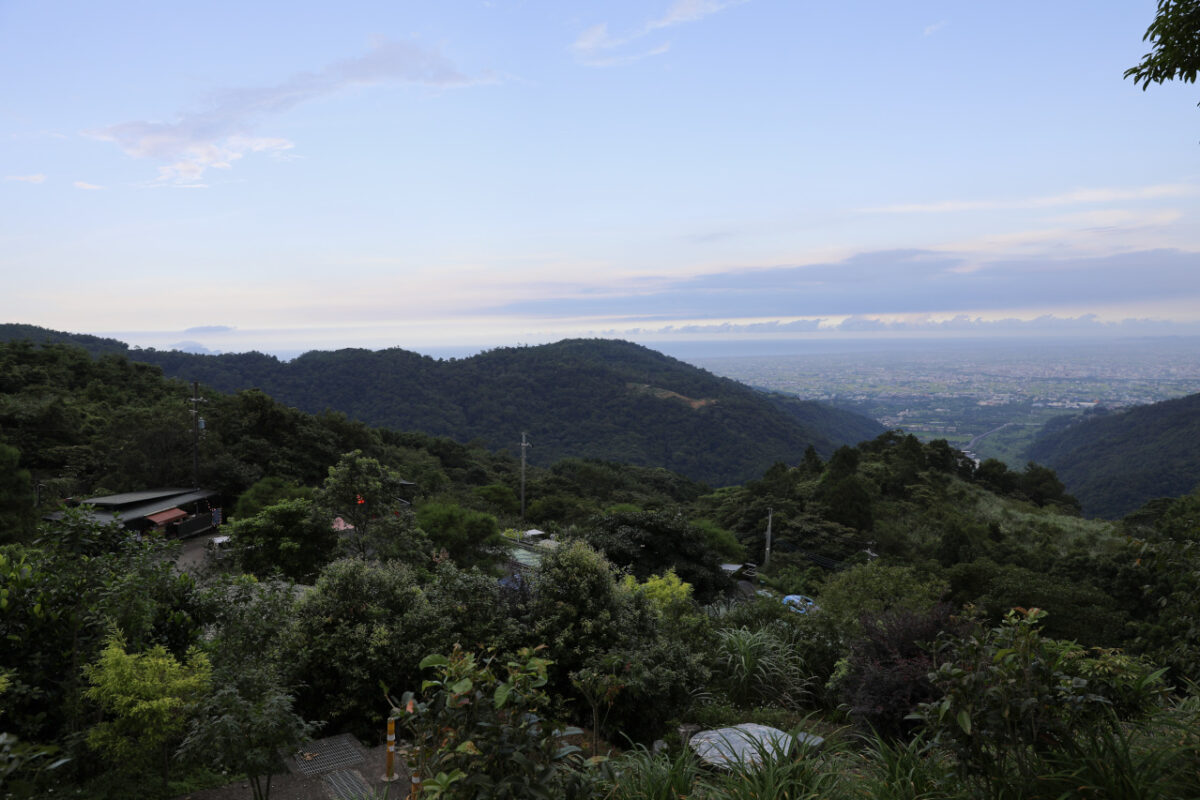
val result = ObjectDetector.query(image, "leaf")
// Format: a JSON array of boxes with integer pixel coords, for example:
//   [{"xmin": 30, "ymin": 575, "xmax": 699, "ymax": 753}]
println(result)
[
  {"xmin": 450, "ymin": 678, "xmax": 473, "ymax": 695},
  {"xmin": 420, "ymin": 654, "xmax": 450, "ymax": 669},
  {"xmin": 554, "ymin": 744, "xmax": 582, "ymax": 759},
  {"xmin": 957, "ymin": 710, "xmax": 972, "ymax": 735},
  {"xmin": 494, "ymin": 682, "xmax": 512, "ymax": 708}
]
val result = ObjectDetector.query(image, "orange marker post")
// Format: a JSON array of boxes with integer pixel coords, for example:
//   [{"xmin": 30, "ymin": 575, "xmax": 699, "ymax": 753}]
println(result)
[{"xmin": 383, "ymin": 717, "xmax": 399, "ymax": 782}]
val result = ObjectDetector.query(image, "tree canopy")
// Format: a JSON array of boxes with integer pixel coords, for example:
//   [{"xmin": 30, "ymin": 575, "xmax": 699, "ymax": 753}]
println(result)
[{"xmin": 1126, "ymin": 0, "xmax": 1200, "ymax": 98}]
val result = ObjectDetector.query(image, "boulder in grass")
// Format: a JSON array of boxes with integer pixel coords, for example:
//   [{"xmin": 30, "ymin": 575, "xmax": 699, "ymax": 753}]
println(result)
[{"xmin": 688, "ymin": 723, "xmax": 824, "ymax": 768}]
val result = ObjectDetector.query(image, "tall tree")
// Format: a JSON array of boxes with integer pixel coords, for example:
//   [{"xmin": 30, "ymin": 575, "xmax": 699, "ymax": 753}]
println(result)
[
  {"xmin": 229, "ymin": 498, "xmax": 339, "ymax": 583},
  {"xmin": 83, "ymin": 633, "xmax": 211, "ymax": 791},
  {"xmin": 1125, "ymin": 0, "xmax": 1200, "ymax": 100},
  {"xmin": 314, "ymin": 450, "xmax": 424, "ymax": 560},
  {"xmin": 0, "ymin": 443, "xmax": 35, "ymax": 544}
]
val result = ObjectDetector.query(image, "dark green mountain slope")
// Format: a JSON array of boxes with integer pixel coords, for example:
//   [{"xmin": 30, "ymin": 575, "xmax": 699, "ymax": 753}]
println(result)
[
  {"xmin": 145, "ymin": 338, "xmax": 885, "ymax": 486},
  {"xmin": 0, "ymin": 323, "xmax": 130, "ymax": 356},
  {"xmin": 1027, "ymin": 392, "xmax": 1200, "ymax": 518},
  {"xmin": 0, "ymin": 327, "xmax": 883, "ymax": 486}
]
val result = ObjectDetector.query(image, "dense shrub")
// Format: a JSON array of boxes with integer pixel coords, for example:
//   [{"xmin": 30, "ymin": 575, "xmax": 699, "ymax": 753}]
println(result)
[
  {"xmin": 838, "ymin": 604, "xmax": 966, "ymax": 738},
  {"xmin": 283, "ymin": 559, "xmax": 435, "ymax": 738}
]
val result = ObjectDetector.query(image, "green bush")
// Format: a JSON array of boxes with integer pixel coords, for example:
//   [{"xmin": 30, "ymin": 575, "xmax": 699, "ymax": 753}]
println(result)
[
  {"xmin": 916, "ymin": 608, "xmax": 1148, "ymax": 795},
  {"xmin": 284, "ymin": 559, "xmax": 435, "ymax": 738},
  {"xmin": 394, "ymin": 646, "xmax": 585, "ymax": 800}
]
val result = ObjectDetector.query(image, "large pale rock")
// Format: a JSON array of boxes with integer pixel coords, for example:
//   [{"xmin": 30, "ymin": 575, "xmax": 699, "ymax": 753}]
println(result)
[{"xmin": 688, "ymin": 723, "xmax": 824, "ymax": 768}]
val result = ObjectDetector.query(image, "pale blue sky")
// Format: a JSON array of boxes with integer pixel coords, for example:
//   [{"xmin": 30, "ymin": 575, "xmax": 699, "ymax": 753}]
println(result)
[{"xmin": 3, "ymin": 0, "xmax": 1199, "ymax": 356}]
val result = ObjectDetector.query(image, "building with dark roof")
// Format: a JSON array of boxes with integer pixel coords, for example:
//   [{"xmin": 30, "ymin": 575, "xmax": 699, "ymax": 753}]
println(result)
[{"xmin": 50, "ymin": 487, "xmax": 223, "ymax": 538}]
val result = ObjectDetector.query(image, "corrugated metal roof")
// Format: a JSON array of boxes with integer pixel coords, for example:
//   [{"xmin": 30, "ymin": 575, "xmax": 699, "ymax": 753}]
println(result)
[
  {"xmin": 47, "ymin": 488, "xmax": 219, "ymax": 527},
  {"xmin": 104, "ymin": 490, "xmax": 217, "ymax": 520},
  {"xmin": 81, "ymin": 488, "xmax": 199, "ymax": 507}
]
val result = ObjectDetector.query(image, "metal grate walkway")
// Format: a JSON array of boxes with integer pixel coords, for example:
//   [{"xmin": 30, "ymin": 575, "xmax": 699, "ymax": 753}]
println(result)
[
  {"xmin": 291, "ymin": 733, "xmax": 366, "ymax": 777},
  {"xmin": 322, "ymin": 768, "xmax": 373, "ymax": 800}
]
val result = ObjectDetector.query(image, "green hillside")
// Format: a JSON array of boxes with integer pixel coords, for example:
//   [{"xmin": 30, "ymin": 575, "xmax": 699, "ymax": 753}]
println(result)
[
  {"xmin": 0, "ymin": 327, "xmax": 884, "ymax": 486},
  {"xmin": 1027, "ymin": 392, "xmax": 1200, "ymax": 518}
]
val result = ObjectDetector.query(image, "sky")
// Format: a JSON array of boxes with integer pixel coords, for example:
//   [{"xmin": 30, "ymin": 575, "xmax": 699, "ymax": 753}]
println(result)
[{"xmin": 3, "ymin": 0, "xmax": 1200, "ymax": 358}]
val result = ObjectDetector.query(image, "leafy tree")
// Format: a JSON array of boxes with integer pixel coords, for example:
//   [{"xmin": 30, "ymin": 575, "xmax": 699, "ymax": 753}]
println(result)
[
  {"xmin": 1130, "ymin": 490, "xmax": 1200, "ymax": 681},
  {"xmin": 231, "ymin": 476, "xmax": 312, "ymax": 520},
  {"xmin": 818, "ymin": 474, "xmax": 874, "ymax": 532},
  {"xmin": 0, "ymin": 444, "xmax": 35, "ymax": 544},
  {"xmin": 1125, "ymin": 0, "xmax": 1200, "ymax": 100},
  {"xmin": 800, "ymin": 444, "xmax": 824, "ymax": 474},
  {"xmin": 1, "ymin": 511, "xmax": 202, "ymax": 747},
  {"xmin": 83, "ymin": 633, "xmax": 211, "ymax": 791},
  {"xmin": 825, "ymin": 445, "xmax": 861, "ymax": 481},
  {"xmin": 229, "ymin": 498, "xmax": 339, "ymax": 583},
  {"xmin": 181, "ymin": 574, "xmax": 317, "ymax": 800},
  {"xmin": 315, "ymin": 450, "xmax": 425, "ymax": 561},
  {"xmin": 623, "ymin": 569, "xmax": 693, "ymax": 618},
  {"xmin": 394, "ymin": 646, "xmax": 586, "ymax": 800},
  {"xmin": 416, "ymin": 501, "xmax": 504, "ymax": 570},
  {"xmin": 1017, "ymin": 462, "xmax": 1079, "ymax": 511},
  {"xmin": 952, "ymin": 560, "xmax": 1125, "ymax": 646},
  {"xmin": 691, "ymin": 519, "xmax": 746, "ymax": 563},
  {"xmin": 192, "ymin": 575, "xmax": 299, "ymax": 688},
  {"xmin": 529, "ymin": 541, "xmax": 646, "ymax": 680},
  {"xmin": 817, "ymin": 561, "xmax": 949, "ymax": 641},
  {"xmin": 472, "ymin": 483, "xmax": 520, "ymax": 515},
  {"xmin": 422, "ymin": 561, "xmax": 524, "ymax": 654},
  {"xmin": 974, "ymin": 458, "xmax": 1017, "ymax": 495},
  {"xmin": 179, "ymin": 671, "xmax": 317, "ymax": 800},
  {"xmin": 0, "ymin": 673, "xmax": 68, "ymax": 799},
  {"xmin": 917, "ymin": 609, "xmax": 1156, "ymax": 794},
  {"xmin": 575, "ymin": 510, "xmax": 730, "ymax": 603},
  {"xmin": 528, "ymin": 541, "xmax": 704, "ymax": 742},
  {"xmin": 284, "ymin": 559, "xmax": 436, "ymax": 737}
]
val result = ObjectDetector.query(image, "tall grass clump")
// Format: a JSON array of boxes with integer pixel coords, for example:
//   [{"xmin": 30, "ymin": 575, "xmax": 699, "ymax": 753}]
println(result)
[
  {"xmin": 604, "ymin": 744, "xmax": 701, "ymax": 800},
  {"xmin": 713, "ymin": 625, "xmax": 810, "ymax": 708},
  {"xmin": 858, "ymin": 733, "xmax": 961, "ymax": 800}
]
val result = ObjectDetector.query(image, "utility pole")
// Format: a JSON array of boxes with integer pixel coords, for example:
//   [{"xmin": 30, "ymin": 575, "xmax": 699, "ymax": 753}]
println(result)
[
  {"xmin": 190, "ymin": 381, "xmax": 205, "ymax": 489},
  {"xmin": 519, "ymin": 432, "xmax": 531, "ymax": 521},
  {"xmin": 763, "ymin": 507, "xmax": 773, "ymax": 569}
]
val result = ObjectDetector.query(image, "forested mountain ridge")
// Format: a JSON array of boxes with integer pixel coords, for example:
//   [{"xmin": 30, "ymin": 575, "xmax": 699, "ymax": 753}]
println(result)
[
  {"xmin": 1027, "ymin": 391, "xmax": 1200, "ymax": 518},
  {"xmin": 0, "ymin": 327, "xmax": 884, "ymax": 486}
]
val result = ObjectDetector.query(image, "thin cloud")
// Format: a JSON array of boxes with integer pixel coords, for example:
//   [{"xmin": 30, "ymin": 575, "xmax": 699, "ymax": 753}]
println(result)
[
  {"xmin": 572, "ymin": 0, "xmax": 746, "ymax": 66},
  {"xmin": 486, "ymin": 248, "xmax": 1200, "ymax": 322},
  {"xmin": 5, "ymin": 174, "xmax": 46, "ymax": 183},
  {"xmin": 648, "ymin": 0, "xmax": 748, "ymax": 30},
  {"xmin": 923, "ymin": 20, "xmax": 948, "ymax": 36},
  {"xmin": 583, "ymin": 43, "xmax": 673, "ymax": 68},
  {"xmin": 85, "ymin": 38, "xmax": 487, "ymax": 184},
  {"xmin": 864, "ymin": 183, "xmax": 1197, "ymax": 214},
  {"xmin": 73, "ymin": 181, "xmax": 103, "ymax": 190}
]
